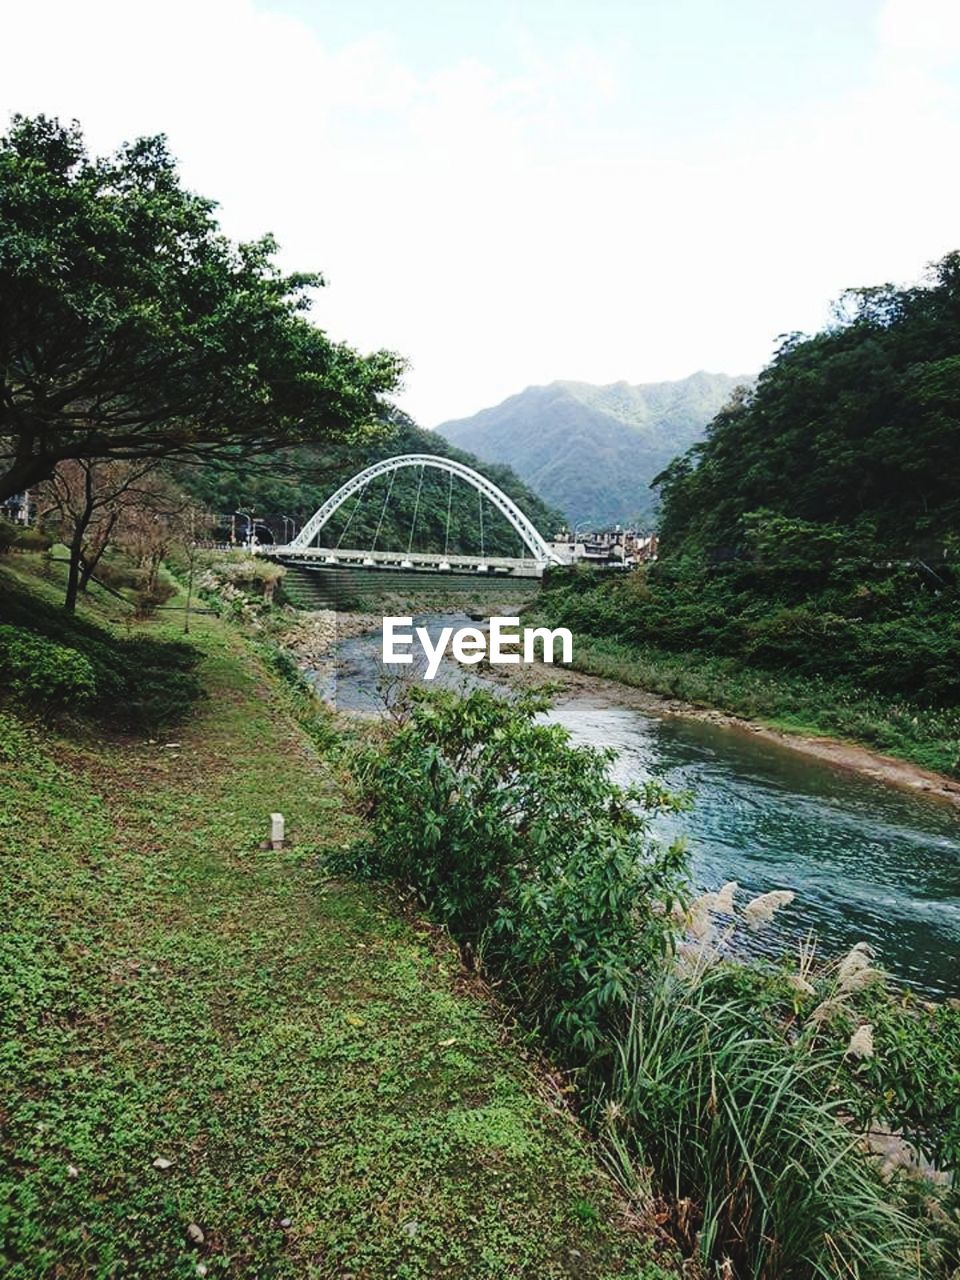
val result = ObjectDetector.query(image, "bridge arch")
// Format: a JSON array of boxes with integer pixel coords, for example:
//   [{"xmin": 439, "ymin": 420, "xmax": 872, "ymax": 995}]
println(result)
[{"xmin": 286, "ymin": 453, "xmax": 561, "ymax": 563}]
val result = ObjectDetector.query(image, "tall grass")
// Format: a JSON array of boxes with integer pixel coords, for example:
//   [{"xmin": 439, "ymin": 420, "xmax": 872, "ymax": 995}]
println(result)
[{"xmin": 597, "ymin": 968, "xmax": 926, "ymax": 1279}]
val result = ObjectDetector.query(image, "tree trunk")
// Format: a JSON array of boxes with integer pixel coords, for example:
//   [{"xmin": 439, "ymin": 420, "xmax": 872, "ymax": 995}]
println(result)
[
  {"xmin": 78, "ymin": 513, "xmax": 118, "ymax": 592},
  {"xmin": 63, "ymin": 465, "xmax": 96, "ymax": 612},
  {"xmin": 64, "ymin": 527, "xmax": 84, "ymax": 612}
]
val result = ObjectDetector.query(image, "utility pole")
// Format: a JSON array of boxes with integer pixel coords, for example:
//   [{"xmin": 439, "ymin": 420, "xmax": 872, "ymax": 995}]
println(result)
[{"xmin": 184, "ymin": 515, "xmax": 196, "ymax": 635}]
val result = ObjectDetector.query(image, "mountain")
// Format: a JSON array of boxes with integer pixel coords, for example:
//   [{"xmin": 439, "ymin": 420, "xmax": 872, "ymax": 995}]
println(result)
[{"xmin": 435, "ymin": 371, "xmax": 751, "ymax": 527}]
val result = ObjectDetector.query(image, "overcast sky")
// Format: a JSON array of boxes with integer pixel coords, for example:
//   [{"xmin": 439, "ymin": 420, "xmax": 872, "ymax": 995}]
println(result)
[{"xmin": 4, "ymin": 0, "xmax": 960, "ymax": 425}]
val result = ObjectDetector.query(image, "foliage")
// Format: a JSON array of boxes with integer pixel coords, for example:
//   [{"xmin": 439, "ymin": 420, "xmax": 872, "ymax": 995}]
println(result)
[
  {"xmin": 540, "ymin": 554, "xmax": 960, "ymax": 708},
  {"xmin": 10, "ymin": 526, "xmax": 51, "ymax": 553},
  {"xmin": 133, "ymin": 578, "xmax": 177, "ymax": 617},
  {"xmin": 600, "ymin": 967, "xmax": 927, "ymax": 1279},
  {"xmin": 674, "ymin": 883, "xmax": 960, "ymax": 1182},
  {"xmin": 536, "ymin": 255, "xmax": 960, "ymax": 750},
  {"xmin": 0, "ymin": 558, "xmax": 672, "ymax": 1279},
  {"xmin": 344, "ymin": 686, "xmax": 689, "ymax": 1055},
  {"xmin": 0, "ymin": 567, "xmax": 202, "ymax": 730},
  {"xmin": 655, "ymin": 255, "xmax": 960, "ymax": 556},
  {"xmin": 848, "ymin": 995, "xmax": 960, "ymax": 1177},
  {"xmin": 347, "ymin": 691, "xmax": 959, "ymax": 1276},
  {"xmin": 174, "ymin": 411, "xmax": 566, "ymax": 559},
  {"xmin": 0, "ymin": 519, "xmax": 51, "ymax": 555},
  {"xmin": 0, "ymin": 623, "xmax": 97, "ymax": 707},
  {"xmin": 0, "ymin": 114, "xmax": 402, "ymax": 502}
]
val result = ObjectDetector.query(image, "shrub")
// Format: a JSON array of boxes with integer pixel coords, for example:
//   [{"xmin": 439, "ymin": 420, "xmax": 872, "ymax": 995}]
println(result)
[
  {"xmin": 346, "ymin": 694, "xmax": 950, "ymax": 1276},
  {"xmin": 133, "ymin": 579, "xmax": 177, "ymax": 617},
  {"xmin": 0, "ymin": 624, "xmax": 97, "ymax": 708},
  {"xmin": 600, "ymin": 968, "xmax": 927, "ymax": 1279},
  {"xmin": 845, "ymin": 995, "xmax": 960, "ymax": 1179},
  {"xmin": 14, "ymin": 526, "xmax": 52, "ymax": 552},
  {"xmin": 0, "ymin": 520, "xmax": 18, "ymax": 555},
  {"xmin": 346, "ymin": 686, "xmax": 689, "ymax": 1055},
  {"xmin": 0, "ymin": 579, "xmax": 203, "ymax": 730},
  {"xmin": 93, "ymin": 560, "xmax": 147, "ymax": 591}
]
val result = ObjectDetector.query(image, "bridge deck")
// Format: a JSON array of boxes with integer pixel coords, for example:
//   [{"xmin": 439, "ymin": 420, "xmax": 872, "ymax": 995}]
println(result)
[{"xmin": 266, "ymin": 546, "xmax": 549, "ymax": 577}]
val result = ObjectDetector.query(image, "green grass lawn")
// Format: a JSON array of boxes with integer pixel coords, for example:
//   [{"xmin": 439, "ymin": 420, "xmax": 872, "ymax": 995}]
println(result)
[{"xmin": 0, "ymin": 560, "xmax": 670, "ymax": 1279}]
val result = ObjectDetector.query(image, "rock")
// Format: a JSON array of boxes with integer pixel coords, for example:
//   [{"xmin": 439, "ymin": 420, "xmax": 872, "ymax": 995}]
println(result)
[
  {"xmin": 186, "ymin": 1222, "xmax": 205, "ymax": 1245},
  {"xmin": 279, "ymin": 1217, "xmax": 292, "ymax": 1228},
  {"xmin": 152, "ymin": 1156, "xmax": 173, "ymax": 1170},
  {"xmin": 66, "ymin": 1164, "xmax": 79, "ymax": 1178}
]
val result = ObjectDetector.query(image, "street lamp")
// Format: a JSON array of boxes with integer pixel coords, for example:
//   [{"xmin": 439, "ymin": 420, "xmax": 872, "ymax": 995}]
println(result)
[
  {"xmin": 572, "ymin": 521, "xmax": 592, "ymax": 560},
  {"xmin": 236, "ymin": 510, "xmax": 254, "ymax": 548}
]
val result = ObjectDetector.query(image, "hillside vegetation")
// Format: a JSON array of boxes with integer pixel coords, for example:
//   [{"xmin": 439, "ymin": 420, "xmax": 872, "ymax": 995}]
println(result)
[
  {"xmin": 436, "ymin": 372, "xmax": 748, "ymax": 526},
  {"xmin": 0, "ymin": 554, "xmax": 671, "ymax": 1279},
  {"xmin": 176, "ymin": 413, "xmax": 564, "ymax": 556},
  {"xmin": 536, "ymin": 255, "xmax": 960, "ymax": 773}
]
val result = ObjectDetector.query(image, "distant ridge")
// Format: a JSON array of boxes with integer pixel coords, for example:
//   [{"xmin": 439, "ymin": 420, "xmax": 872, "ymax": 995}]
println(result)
[{"xmin": 435, "ymin": 371, "xmax": 751, "ymax": 526}]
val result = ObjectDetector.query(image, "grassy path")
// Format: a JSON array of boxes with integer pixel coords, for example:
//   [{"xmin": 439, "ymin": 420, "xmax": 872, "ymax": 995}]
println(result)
[{"xmin": 0, "ymin": 584, "xmax": 669, "ymax": 1278}]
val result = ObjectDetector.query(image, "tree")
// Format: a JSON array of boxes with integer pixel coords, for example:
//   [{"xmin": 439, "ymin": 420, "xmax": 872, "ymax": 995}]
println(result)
[
  {"xmin": 0, "ymin": 115, "xmax": 403, "ymax": 503},
  {"xmin": 37, "ymin": 459, "xmax": 175, "ymax": 611},
  {"xmin": 113, "ymin": 477, "xmax": 206, "ymax": 595},
  {"xmin": 653, "ymin": 252, "xmax": 960, "ymax": 560}
]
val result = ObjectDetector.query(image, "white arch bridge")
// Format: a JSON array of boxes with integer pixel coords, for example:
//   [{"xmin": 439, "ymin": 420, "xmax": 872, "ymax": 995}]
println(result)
[{"xmin": 260, "ymin": 453, "xmax": 567, "ymax": 578}]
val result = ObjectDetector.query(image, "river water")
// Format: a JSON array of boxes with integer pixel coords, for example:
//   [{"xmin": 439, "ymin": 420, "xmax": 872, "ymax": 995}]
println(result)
[{"xmin": 318, "ymin": 613, "xmax": 960, "ymax": 999}]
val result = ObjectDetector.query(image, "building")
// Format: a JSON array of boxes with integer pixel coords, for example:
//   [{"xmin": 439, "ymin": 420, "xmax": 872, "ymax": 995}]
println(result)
[
  {"xmin": 1, "ymin": 491, "xmax": 33, "ymax": 525},
  {"xmin": 549, "ymin": 526, "xmax": 658, "ymax": 565}
]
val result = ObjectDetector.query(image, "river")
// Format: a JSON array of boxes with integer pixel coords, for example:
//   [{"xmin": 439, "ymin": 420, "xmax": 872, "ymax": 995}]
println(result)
[{"xmin": 317, "ymin": 612, "xmax": 960, "ymax": 999}]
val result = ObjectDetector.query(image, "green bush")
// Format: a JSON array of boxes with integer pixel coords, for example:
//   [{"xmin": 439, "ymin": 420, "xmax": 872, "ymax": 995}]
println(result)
[
  {"xmin": 15, "ymin": 526, "xmax": 52, "ymax": 552},
  {"xmin": 600, "ymin": 968, "xmax": 927, "ymax": 1279},
  {"xmin": 847, "ymin": 996, "xmax": 960, "ymax": 1178},
  {"xmin": 0, "ymin": 580, "xmax": 203, "ymax": 730},
  {"xmin": 346, "ymin": 686, "xmax": 689, "ymax": 1056},
  {"xmin": 133, "ymin": 579, "xmax": 177, "ymax": 617},
  {"xmin": 344, "ymin": 690, "xmax": 953, "ymax": 1275},
  {"xmin": 0, "ymin": 519, "xmax": 18, "ymax": 555},
  {"xmin": 0, "ymin": 520, "xmax": 53, "ymax": 554},
  {"xmin": 0, "ymin": 624, "xmax": 97, "ymax": 708},
  {"xmin": 92, "ymin": 560, "xmax": 147, "ymax": 591},
  {"xmin": 537, "ymin": 562, "xmax": 960, "ymax": 706}
]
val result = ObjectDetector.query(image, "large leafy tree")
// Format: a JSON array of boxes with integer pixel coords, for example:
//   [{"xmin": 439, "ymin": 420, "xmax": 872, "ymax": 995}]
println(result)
[
  {"xmin": 655, "ymin": 253, "xmax": 960, "ymax": 560},
  {"xmin": 0, "ymin": 115, "xmax": 403, "ymax": 502}
]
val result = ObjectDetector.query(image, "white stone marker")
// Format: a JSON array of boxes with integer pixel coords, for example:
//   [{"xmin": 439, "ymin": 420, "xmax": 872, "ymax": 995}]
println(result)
[{"xmin": 270, "ymin": 812, "xmax": 285, "ymax": 849}]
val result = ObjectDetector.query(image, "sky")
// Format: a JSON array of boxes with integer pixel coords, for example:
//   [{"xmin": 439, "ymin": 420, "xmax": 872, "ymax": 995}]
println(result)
[{"xmin": 3, "ymin": 0, "xmax": 960, "ymax": 425}]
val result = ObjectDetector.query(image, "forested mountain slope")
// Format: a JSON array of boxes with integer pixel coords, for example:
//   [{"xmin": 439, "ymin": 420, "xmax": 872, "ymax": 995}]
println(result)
[
  {"xmin": 537, "ymin": 253, "xmax": 960, "ymax": 737},
  {"xmin": 436, "ymin": 372, "xmax": 749, "ymax": 526},
  {"xmin": 175, "ymin": 415, "xmax": 564, "ymax": 557}
]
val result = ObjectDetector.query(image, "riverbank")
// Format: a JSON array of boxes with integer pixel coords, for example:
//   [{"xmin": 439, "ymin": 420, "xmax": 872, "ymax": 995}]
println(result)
[
  {"xmin": 282, "ymin": 605, "xmax": 960, "ymax": 811},
  {"xmin": 0, "ymin": 558, "xmax": 673, "ymax": 1279},
  {"xmin": 488, "ymin": 639, "xmax": 960, "ymax": 810}
]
